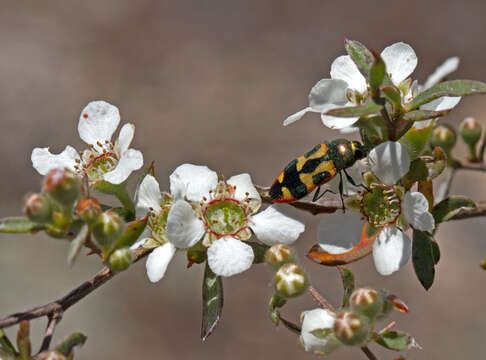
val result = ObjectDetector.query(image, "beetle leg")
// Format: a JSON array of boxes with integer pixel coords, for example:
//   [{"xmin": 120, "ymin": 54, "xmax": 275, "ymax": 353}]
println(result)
[
  {"xmin": 312, "ymin": 186, "xmax": 336, "ymax": 202},
  {"xmin": 343, "ymin": 169, "xmax": 370, "ymax": 192},
  {"xmin": 338, "ymin": 171, "xmax": 345, "ymax": 212}
]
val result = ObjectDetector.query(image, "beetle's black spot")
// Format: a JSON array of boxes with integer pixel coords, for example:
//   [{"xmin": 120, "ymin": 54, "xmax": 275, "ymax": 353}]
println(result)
[
  {"xmin": 312, "ymin": 171, "xmax": 331, "ymax": 185},
  {"xmin": 284, "ymin": 158, "xmax": 297, "ymax": 173},
  {"xmin": 291, "ymin": 183, "xmax": 308, "ymax": 198},
  {"xmin": 304, "ymin": 144, "xmax": 321, "ymax": 158},
  {"xmin": 269, "ymin": 181, "xmax": 283, "ymax": 200},
  {"xmin": 301, "ymin": 157, "xmax": 323, "ymax": 173}
]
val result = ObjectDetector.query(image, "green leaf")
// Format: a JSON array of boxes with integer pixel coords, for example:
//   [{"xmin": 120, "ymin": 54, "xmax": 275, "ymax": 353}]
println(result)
[
  {"xmin": 345, "ymin": 39, "xmax": 374, "ymax": 77},
  {"xmin": 369, "ymin": 53, "xmax": 386, "ymax": 92},
  {"xmin": 94, "ymin": 181, "xmax": 135, "ymax": 220},
  {"xmin": 0, "ymin": 330, "xmax": 17, "ymax": 358},
  {"xmin": 375, "ymin": 331, "xmax": 419, "ymax": 351},
  {"xmin": 412, "ymin": 230, "xmax": 436, "ymax": 290},
  {"xmin": 423, "ymin": 146, "xmax": 447, "ymax": 180},
  {"xmin": 432, "ymin": 196, "xmax": 476, "ymax": 224},
  {"xmin": 55, "ymin": 333, "xmax": 87, "ymax": 356},
  {"xmin": 279, "ymin": 316, "xmax": 302, "ymax": 335},
  {"xmin": 337, "ymin": 267, "xmax": 355, "ymax": 308},
  {"xmin": 187, "ymin": 241, "xmax": 208, "ymax": 266},
  {"xmin": 67, "ymin": 224, "xmax": 89, "ymax": 267},
  {"xmin": 201, "ymin": 263, "xmax": 224, "ymax": 341},
  {"xmin": 325, "ymin": 101, "xmax": 382, "ymax": 118},
  {"xmin": 407, "ymin": 80, "xmax": 486, "ymax": 111},
  {"xmin": 401, "ymin": 158, "xmax": 429, "ymax": 189},
  {"xmin": 311, "ymin": 328, "xmax": 333, "ymax": 339},
  {"xmin": 402, "ymin": 109, "xmax": 451, "ymax": 122},
  {"xmin": 247, "ymin": 242, "xmax": 269, "ymax": 264},
  {"xmin": 380, "ymin": 85, "xmax": 403, "ymax": 110},
  {"xmin": 0, "ymin": 217, "xmax": 45, "ymax": 233},
  {"xmin": 357, "ymin": 116, "xmax": 389, "ymax": 148},
  {"xmin": 399, "ymin": 123, "xmax": 434, "ymax": 160},
  {"xmin": 268, "ymin": 293, "xmax": 287, "ymax": 325},
  {"xmin": 111, "ymin": 216, "xmax": 148, "ymax": 250}
]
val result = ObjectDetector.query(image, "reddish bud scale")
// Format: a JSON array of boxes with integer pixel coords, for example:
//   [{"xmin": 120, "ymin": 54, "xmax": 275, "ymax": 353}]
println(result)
[
  {"xmin": 43, "ymin": 169, "xmax": 81, "ymax": 206},
  {"xmin": 76, "ymin": 198, "xmax": 102, "ymax": 223}
]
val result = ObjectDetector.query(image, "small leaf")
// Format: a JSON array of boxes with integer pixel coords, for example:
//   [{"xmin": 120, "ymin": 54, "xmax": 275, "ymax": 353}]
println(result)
[
  {"xmin": 369, "ymin": 53, "xmax": 386, "ymax": 92},
  {"xmin": 247, "ymin": 242, "xmax": 269, "ymax": 264},
  {"xmin": 432, "ymin": 196, "xmax": 476, "ymax": 224},
  {"xmin": 401, "ymin": 159, "xmax": 429, "ymax": 190},
  {"xmin": 337, "ymin": 267, "xmax": 355, "ymax": 308},
  {"xmin": 380, "ymin": 85, "xmax": 403, "ymax": 110},
  {"xmin": 418, "ymin": 180, "xmax": 434, "ymax": 211},
  {"xmin": 325, "ymin": 101, "xmax": 382, "ymax": 118},
  {"xmin": 17, "ymin": 321, "xmax": 31, "ymax": 360},
  {"xmin": 268, "ymin": 294, "xmax": 287, "ymax": 325},
  {"xmin": 375, "ymin": 331, "xmax": 420, "ymax": 351},
  {"xmin": 423, "ymin": 147, "xmax": 447, "ymax": 180},
  {"xmin": 345, "ymin": 39, "xmax": 374, "ymax": 77},
  {"xmin": 311, "ymin": 328, "xmax": 333, "ymax": 339},
  {"xmin": 55, "ymin": 333, "xmax": 87, "ymax": 356},
  {"xmin": 187, "ymin": 241, "xmax": 207, "ymax": 267},
  {"xmin": 401, "ymin": 109, "xmax": 451, "ymax": 122},
  {"xmin": 201, "ymin": 263, "xmax": 224, "ymax": 341},
  {"xmin": 112, "ymin": 215, "xmax": 148, "ymax": 250},
  {"xmin": 407, "ymin": 80, "xmax": 486, "ymax": 111},
  {"xmin": 67, "ymin": 224, "xmax": 89, "ymax": 267},
  {"xmin": 357, "ymin": 116, "xmax": 389, "ymax": 148},
  {"xmin": 279, "ymin": 316, "xmax": 302, "ymax": 335},
  {"xmin": 0, "ymin": 330, "xmax": 17, "ymax": 358},
  {"xmin": 412, "ymin": 230, "xmax": 436, "ymax": 290},
  {"xmin": 0, "ymin": 217, "xmax": 45, "ymax": 233},
  {"xmin": 399, "ymin": 123, "xmax": 434, "ymax": 160}
]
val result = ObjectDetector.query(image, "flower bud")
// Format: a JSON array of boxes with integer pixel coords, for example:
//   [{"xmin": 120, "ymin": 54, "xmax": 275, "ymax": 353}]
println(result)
[
  {"xmin": 76, "ymin": 198, "xmax": 102, "ymax": 223},
  {"xmin": 92, "ymin": 211, "xmax": 123, "ymax": 248},
  {"xmin": 265, "ymin": 244, "xmax": 294, "ymax": 270},
  {"xmin": 273, "ymin": 263, "xmax": 308, "ymax": 298},
  {"xmin": 23, "ymin": 193, "xmax": 52, "ymax": 223},
  {"xmin": 109, "ymin": 248, "xmax": 133, "ymax": 272},
  {"xmin": 350, "ymin": 287, "xmax": 383, "ymax": 320},
  {"xmin": 430, "ymin": 124, "xmax": 457, "ymax": 154},
  {"xmin": 43, "ymin": 169, "xmax": 81, "ymax": 206},
  {"xmin": 299, "ymin": 308, "xmax": 340, "ymax": 356},
  {"xmin": 460, "ymin": 117, "xmax": 483, "ymax": 161},
  {"xmin": 333, "ymin": 311, "xmax": 371, "ymax": 346}
]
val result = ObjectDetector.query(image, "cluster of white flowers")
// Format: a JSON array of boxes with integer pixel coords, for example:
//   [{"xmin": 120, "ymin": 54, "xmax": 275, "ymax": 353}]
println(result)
[{"xmin": 284, "ymin": 42, "xmax": 461, "ymax": 132}]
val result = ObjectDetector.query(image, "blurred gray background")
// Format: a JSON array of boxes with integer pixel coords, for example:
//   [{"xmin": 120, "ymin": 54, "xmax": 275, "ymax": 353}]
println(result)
[{"xmin": 1, "ymin": 0, "xmax": 485, "ymax": 359}]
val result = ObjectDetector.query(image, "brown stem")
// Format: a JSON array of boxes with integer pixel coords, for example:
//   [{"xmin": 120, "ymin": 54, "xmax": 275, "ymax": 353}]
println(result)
[
  {"xmin": 361, "ymin": 345, "xmax": 378, "ymax": 360},
  {"xmin": 307, "ymin": 286, "xmax": 336, "ymax": 312},
  {"xmin": 0, "ymin": 246, "xmax": 151, "ymax": 330},
  {"xmin": 38, "ymin": 311, "xmax": 62, "ymax": 353}
]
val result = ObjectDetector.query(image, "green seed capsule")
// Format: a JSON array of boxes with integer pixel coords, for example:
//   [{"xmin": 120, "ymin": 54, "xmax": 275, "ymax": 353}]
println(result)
[{"xmin": 109, "ymin": 248, "xmax": 133, "ymax": 272}]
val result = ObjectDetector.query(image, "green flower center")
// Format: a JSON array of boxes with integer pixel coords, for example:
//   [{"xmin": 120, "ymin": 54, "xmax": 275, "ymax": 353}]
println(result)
[
  {"xmin": 361, "ymin": 185, "xmax": 401, "ymax": 227},
  {"xmin": 85, "ymin": 152, "xmax": 118, "ymax": 181},
  {"xmin": 204, "ymin": 199, "xmax": 247, "ymax": 236},
  {"xmin": 149, "ymin": 207, "xmax": 170, "ymax": 244}
]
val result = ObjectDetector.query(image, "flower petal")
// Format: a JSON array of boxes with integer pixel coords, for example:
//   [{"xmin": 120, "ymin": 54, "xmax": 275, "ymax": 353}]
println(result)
[
  {"xmin": 368, "ymin": 141, "xmax": 410, "ymax": 185},
  {"xmin": 78, "ymin": 100, "xmax": 120, "ymax": 145},
  {"xmin": 424, "ymin": 57, "xmax": 460, "ymax": 89},
  {"xmin": 318, "ymin": 212, "xmax": 363, "ymax": 254},
  {"xmin": 381, "ymin": 42, "xmax": 417, "ymax": 86},
  {"xmin": 300, "ymin": 308, "xmax": 339, "ymax": 355},
  {"xmin": 320, "ymin": 103, "xmax": 360, "ymax": 130},
  {"xmin": 227, "ymin": 173, "xmax": 261, "ymax": 203},
  {"xmin": 249, "ymin": 204, "xmax": 305, "ymax": 246},
  {"xmin": 117, "ymin": 123, "xmax": 135, "ymax": 154},
  {"xmin": 325, "ymin": 161, "xmax": 364, "ymax": 196},
  {"xmin": 169, "ymin": 163, "xmax": 218, "ymax": 202},
  {"xmin": 372, "ymin": 226, "xmax": 411, "ymax": 276},
  {"xmin": 309, "ymin": 79, "xmax": 349, "ymax": 110},
  {"xmin": 103, "ymin": 148, "xmax": 143, "ymax": 184},
  {"xmin": 207, "ymin": 236, "xmax": 254, "ymax": 277},
  {"xmin": 421, "ymin": 96, "xmax": 461, "ymax": 111},
  {"xmin": 135, "ymin": 174, "xmax": 162, "ymax": 217},
  {"xmin": 145, "ymin": 242, "xmax": 176, "ymax": 283},
  {"xmin": 403, "ymin": 192, "xmax": 435, "ymax": 231},
  {"xmin": 283, "ymin": 107, "xmax": 313, "ymax": 126},
  {"xmin": 166, "ymin": 200, "xmax": 205, "ymax": 248},
  {"xmin": 31, "ymin": 146, "xmax": 80, "ymax": 175},
  {"xmin": 330, "ymin": 55, "xmax": 367, "ymax": 93}
]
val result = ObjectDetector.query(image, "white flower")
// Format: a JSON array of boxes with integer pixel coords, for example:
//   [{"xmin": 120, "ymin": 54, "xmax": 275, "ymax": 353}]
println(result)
[
  {"xmin": 317, "ymin": 140, "xmax": 434, "ymax": 275},
  {"xmin": 284, "ymin": 42, "xmax": 418, "ymax": 130},
  {"xmin": 31, "ymin": 100, "xmax": 143, "ymax": 184},
  {"xmin": 300, "ymin": 308, "xmax": 340, "ymax": 356},
  {"xmin": 166, "ymin": 164, "xmax": 305, "ymax": 277}
]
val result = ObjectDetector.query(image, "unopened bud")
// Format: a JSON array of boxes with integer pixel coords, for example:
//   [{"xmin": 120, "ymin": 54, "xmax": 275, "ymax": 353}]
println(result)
[
  {"xmin": 299, "ymin": 308, "xmax": 340, "ymax": 356},
  {"xmin": 350, "ymin": 287, "xmax": 383, "ymax": 320},
  {"xmin": 92, "ymin": 211, "xmax": 123, "ymax": 248},
  {"xmin": 109, "ymin": 248, "xmax": 133, "ymax": 272},
  {"xmin": 43, "ymin": 169, "xmax": 81, "ymax": 206},
  {"xmin": 333, "ymin": 311, "xmax": 371, "ymax": 346},
  {"xmin": 76, "ymin": 198, "xmax": 102, "ymax": 223},
  {"xmin": 23, "ymin": 193, "xmax": 52, "ymax": 223},
  {"xmin": 265, "ymin": 244, "xmax": 294, "ymax": 270},
  {"xmin": 460, "ymin": 117, "xmax": 483, "ymax": 161},
  {"xmin": 430, "ymin": 124, "xmax": 457, "ymax": 154},
  {"xmin": 273, "ymin": 263, "xmax": 308, "ymax": 298}
]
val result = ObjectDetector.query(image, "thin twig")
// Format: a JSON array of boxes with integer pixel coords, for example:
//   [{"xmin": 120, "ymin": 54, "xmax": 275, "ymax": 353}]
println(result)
[
  {"xmin": 38, "ymin": 311, "xmax": 62, "ymax": 353},
  {"xmin": 456, "ymin": 163, "xmax": 486, "ymax": 172},
  {"xmin": 307, "ymin": 286, "xmax": 336, "ymax": 312},
  {"xmin": 361, "ymin": 345, "xmax": 378, "ymax": 360},
  {"xmin": 0, "ymin": 246, "xmax": 151, "ymax": 330},
  {"xmin": 379, "ymin": 321, "xmax": 396, "ymax": 334}
]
